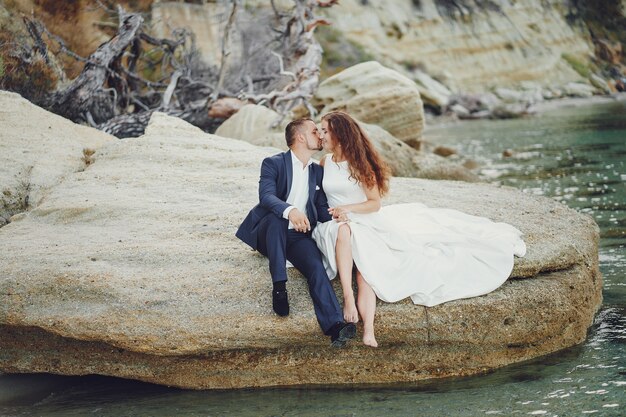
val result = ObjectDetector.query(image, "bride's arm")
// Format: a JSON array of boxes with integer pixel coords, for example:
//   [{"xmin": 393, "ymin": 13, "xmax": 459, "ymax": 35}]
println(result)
[{"xmin": 330, "ymin": 184, "xmax": 381, "ymax": 220}]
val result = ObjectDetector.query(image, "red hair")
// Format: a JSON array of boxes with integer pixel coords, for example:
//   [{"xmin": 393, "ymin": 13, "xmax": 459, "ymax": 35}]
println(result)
[{"xmin": 322, "ymin": 111, "xmax": 390, "ymax": 196}]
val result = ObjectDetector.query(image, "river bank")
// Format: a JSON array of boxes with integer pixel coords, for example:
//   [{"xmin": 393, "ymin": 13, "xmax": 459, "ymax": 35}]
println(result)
[{"xmin": 425, "ymin": 92, "xmax": 626, "ymax": 128}]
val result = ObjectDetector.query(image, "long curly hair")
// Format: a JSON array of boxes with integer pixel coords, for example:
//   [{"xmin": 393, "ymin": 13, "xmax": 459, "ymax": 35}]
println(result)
[{"xmin": 322, "ymin": 111, "xmax": 390, "ymax": 196}]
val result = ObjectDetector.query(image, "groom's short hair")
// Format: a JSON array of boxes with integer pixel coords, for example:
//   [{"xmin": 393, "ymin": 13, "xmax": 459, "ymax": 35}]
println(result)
[{"xmin": 285, "ymin": 118, "xmax": 313, "ymax": 148}]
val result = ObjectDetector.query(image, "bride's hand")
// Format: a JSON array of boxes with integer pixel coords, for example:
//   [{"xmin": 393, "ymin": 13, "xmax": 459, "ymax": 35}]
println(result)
[{"xmin": 329, "ymin": 206, "xmax": 349, "ymax": 222}]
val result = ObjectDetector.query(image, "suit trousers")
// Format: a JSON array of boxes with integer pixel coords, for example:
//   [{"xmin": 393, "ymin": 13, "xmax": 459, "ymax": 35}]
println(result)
[{"xmin": 256, "ymin": 215, "xmax": 343, "ymax": 334}]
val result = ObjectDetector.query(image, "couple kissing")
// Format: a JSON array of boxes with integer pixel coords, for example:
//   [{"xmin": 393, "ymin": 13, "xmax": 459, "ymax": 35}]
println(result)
[{"xmin": 236, "ymin": 111, "xmax": 527, "ymax": 348}]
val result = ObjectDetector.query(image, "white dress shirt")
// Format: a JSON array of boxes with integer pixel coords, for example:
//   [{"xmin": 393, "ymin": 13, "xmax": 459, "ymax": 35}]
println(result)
[{"xmin": 282, "ymin": 152, "xmax": 313, "ymax": 229}]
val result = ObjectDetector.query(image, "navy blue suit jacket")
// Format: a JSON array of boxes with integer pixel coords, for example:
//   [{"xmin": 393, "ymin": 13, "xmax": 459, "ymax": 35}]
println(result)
[{"xmin": 236, "ymin": 151, "xmax": 333, "ymax": 250}]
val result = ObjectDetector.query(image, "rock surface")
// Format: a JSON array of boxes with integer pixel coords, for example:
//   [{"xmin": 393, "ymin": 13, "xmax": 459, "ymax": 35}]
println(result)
[
  {"xmin": 563, "ymin": 82, "xmax": 596, "ymax": 98},
  {"xmin": 360, "ymin": 122, "xmax": 477, "ymax": 181},
  {"xmin": 313, "ymin": 61, "xmax": 425, "ymax": 148},
  {"xmin": 0, "ymin": 91, "xmax": 115, "ymax": 225},
  {"xmin": 215, "ymin": 104, "xmax": 286, "ymax": 150},
  {"xmin": 0, "ymin": 106, "xmax": 602, "ymax": 389},
  {"xmin": 314, "ymin": 0, "xmax": 592, "ymax": 91}
]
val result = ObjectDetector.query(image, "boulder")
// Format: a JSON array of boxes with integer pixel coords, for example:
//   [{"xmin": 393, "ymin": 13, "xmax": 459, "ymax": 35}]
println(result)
[
  {"xmin": 412, "ymin": 71, "xmax": 451, "ymax": 110},
  {"xmin": 207, "ymin": 98, "xmax": 246, "ymax": 119},
  {"xmin": 215, "ymin": 104, "xmax": 286, "ymax": 149},
  {"xmin": 0, "ymin": 109, "xmax": 602, "ymax": 389},
  {"xmin": 0, "ymin": 91, "xmax": 115, "ymax": 226},
  {"xmin": 493, "ymin": 87, "xmax": 525, "ymax": 103},
  {"xmin": 563, "ymin": 82, "xmax": 595, "ymax": 98},
  {"xmin": 359, "ymin": 122, "xmax": 477, "ymax": 182},
  {"xmin": 313, "ymin": 61, "xmax": 425, "ymax": 149},
  {"xmin": 449, "ymin": 93, "xmax": 500, "ymax": 114},
  {"xmin": 433, "ymin": 146, "xmax": 457, "ymax": 158},
  {"xmin": 589, "ymin": 74, "xmax": 612, "ymax": 95}
]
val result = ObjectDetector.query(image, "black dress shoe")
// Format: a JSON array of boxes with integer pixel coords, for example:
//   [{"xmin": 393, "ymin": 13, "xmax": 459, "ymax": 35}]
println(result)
[
  {"xmin": 272, "ymin": 289, "xmax": 289, "ymax": 317},
  {"xmin": 329, "ymin": 322, "xmax": 357, "ymax": 348}
]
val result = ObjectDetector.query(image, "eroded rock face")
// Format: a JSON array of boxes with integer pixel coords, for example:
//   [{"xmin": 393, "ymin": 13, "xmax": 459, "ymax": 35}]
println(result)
[
  {"xmin": 313, "ymin": 61, "xmax": 425, "ymax": 148},
  {"xmin": 315, "ymin": 0, "xmax": 592, "ymax": 91},
  {"xmin": 0, "ymin": 110, "xmax": 601, "ymax": 389},
  {"xmin": 0, "ymin": 91, "xmax": 115, "ymax": 226}
]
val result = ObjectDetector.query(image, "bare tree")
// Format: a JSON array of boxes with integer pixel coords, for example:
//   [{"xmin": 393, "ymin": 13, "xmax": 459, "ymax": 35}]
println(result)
[{"xmin": 19, "ymin": 0, "xmax": 336, "ymax": 137}]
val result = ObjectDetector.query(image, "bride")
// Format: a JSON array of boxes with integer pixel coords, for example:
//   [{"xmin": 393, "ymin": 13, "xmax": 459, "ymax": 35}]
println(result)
[{"xmin": 312, "ymin": 111, "xmax": 527, "ymax": 347}]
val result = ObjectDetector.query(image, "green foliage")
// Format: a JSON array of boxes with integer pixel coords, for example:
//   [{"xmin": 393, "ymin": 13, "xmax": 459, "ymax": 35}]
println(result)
[
  {"xmin": 140, "ymin": 48, "xmax": 166, "ymax": 82},
  {"xmin": 0, "ymin": 55, "xmax": 4, "ymax": 79},
  {"xmin": 317, "ymin": 26, "xmax": 375, "ymax": 78},
  {"xmin": 562, "ymin": 53, "xmax": 591, "ymax": 78}
]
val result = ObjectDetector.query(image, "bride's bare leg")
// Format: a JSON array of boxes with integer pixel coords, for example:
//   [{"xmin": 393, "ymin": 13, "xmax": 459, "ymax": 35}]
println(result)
[
  {"xmin": 336, "ymin": 223, "xmax": 358, "ymax": 323},
  {"xmin": 356, "ymin": 270, "xmax": 378, "ymax": 347}
]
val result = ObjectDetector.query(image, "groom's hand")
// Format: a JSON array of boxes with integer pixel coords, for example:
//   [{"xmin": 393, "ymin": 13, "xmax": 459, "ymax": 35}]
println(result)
[{"xmin": 288, "ymin": 209, "xmax": 311, "ymax": 233}]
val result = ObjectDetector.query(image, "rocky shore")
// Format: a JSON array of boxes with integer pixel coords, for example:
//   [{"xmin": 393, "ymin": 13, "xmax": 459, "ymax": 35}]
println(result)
[{"xmin": 0, "ymin": 91, "xmax": 602, "ymax": 389}]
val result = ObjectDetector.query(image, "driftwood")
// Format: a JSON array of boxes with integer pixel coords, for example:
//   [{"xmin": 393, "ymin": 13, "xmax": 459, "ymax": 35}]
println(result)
[
  {"xmin": 47, "ymin": 8, "xmax": 144, "ymax": 125},
  {"xmin": 20, "ymin": 0, "xmax": 335, "ymax": 138}
]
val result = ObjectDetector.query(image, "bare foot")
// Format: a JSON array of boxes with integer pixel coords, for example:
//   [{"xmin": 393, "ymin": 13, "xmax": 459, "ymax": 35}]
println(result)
[
  {"xmin": 363, "ymin": 325, "xmax": 378, "ymax": 347},
  {"xmin": 343, "ymin": 299, "xmax": 359, "ymax": 323},
  {"xmin": 363, "ymin": 333, "xmax": 378, "ymax": 348}
]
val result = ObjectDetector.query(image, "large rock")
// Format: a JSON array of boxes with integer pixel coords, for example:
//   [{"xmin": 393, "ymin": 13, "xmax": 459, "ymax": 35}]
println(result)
[
  {"xmin": 412, "ymin": 71, "xmax": 452, "ymax": 110},
  {"xmin": 0, "ymin": 91, "xmax": 115, "ymax": 226},
  {"xmin": 0, "ymin": 109, "xmax": 601, "ymax": 389},
  {"xmin": 360, "ymin": 122, "xmax": 477, "ymax": 181},
  {"xmin": 215, "ymin": 104, "xmax": 286, "ymax": 149},
  {"xmin": 563, "ymin": 82, "xmax": 596, "ymax": 98},
  {"xmin": 313, "ymin": 61, "xmax": 425, "ymax": 148}
]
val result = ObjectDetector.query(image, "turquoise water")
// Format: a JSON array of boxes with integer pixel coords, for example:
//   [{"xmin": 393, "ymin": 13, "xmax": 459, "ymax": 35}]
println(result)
[{"xmin": 1, "ymin": 99, "xmax": 625, "ymax": 416}]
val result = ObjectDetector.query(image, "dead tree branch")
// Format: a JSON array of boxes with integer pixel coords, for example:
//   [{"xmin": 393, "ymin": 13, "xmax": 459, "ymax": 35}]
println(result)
[{"xmin": 17, "ymin": 0, "xmax": 336, "ymax": 137}]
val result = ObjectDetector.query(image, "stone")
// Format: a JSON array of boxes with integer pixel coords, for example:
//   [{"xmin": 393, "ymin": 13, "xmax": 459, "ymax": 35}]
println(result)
[
  {"xmin": 449, "ymin": 93, "xmax": 500, "ymax": 114},
  {"xmin": 412, "ymin": 70, "xmax": 451, "ymax": 110},
  {"xmin": 490, "ymin": 103, "xmax": 534, "ymax": 119},
  {"xmin": 359, "ymin": 122, "xmax": 476, "ymax": 181},
  {"xmin": 215, "ymin": 104, "xmax": 286, "ymax": 149},
  {"xmin": 494, "ymin": 88, "xmax": 525, "ymax": 103},
  {"xmin": 449, "ymin": 104, "xmax": 470, "ymax": 117},
  {"xmin": 208, "ymin": 98, "xmax": 246, "ymax": 119},
  {"xmin": 0, "ymin": 108, "xmax": 602, "ymax": 389},
  {"xmin": 589, "ymin": 74, "xmax": 612, "ymax": 95},
  {"xmin": 313, "ymin": 61, "xmax": 425, "ymax": 148},
  {"xmin": 0, "ymin": 91, "xmax": 115, "ymax": 226},
  {"xmin": 563, "ymin": 82, "xmax": 596, "ymax": 98},
  {"xmin": 433, "ymin": 146, "xmax": 457, "ymax": 158},
  {"xmin": 494, "ymin": 87, "xmax": 543, "ymax": 105}
]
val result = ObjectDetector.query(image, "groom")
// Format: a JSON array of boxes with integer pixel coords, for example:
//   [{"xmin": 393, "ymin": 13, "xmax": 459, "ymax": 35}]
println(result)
[{"xmin": 236, "ymin": 118, "xmax": 356, "ymax": 347}]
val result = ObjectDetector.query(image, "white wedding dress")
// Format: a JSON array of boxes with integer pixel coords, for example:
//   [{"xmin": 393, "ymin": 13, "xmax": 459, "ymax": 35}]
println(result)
[{"xmin": 312, "ymin": 154, "xmax": 527, "ymax": 307}]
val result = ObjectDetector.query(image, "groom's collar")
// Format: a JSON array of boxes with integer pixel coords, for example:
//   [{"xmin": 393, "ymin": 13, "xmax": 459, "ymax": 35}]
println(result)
[{"xmin": 288, "ymin": 149, "xmax": 313, "ymax": 170}]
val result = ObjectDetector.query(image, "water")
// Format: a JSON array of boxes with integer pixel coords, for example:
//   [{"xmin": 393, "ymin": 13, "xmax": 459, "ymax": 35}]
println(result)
[{"xmin": 1, "ymin": 99, "xmax": 625, "ymax": 416}]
